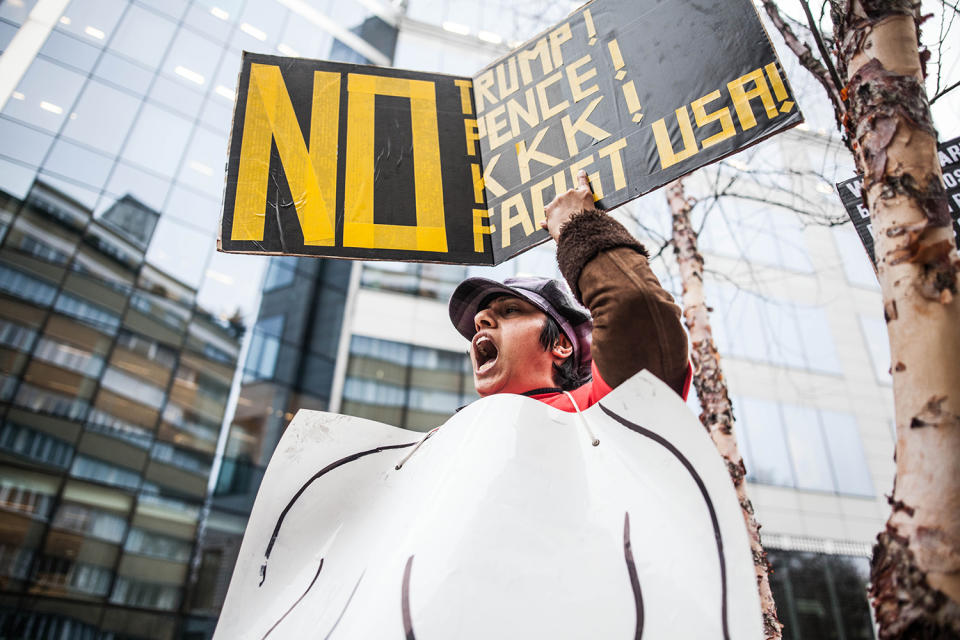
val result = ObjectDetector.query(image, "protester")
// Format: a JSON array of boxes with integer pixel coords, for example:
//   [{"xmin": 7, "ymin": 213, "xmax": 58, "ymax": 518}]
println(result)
[{"xmin": 448, "ymin": 170, "xmax": 692, "ymax": 412}]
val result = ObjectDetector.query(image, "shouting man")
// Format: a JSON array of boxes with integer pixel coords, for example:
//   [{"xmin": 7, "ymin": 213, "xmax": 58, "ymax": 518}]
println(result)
[{"xmin": 448, "ymin": 170, "xmax": 691, "ymax": 411}]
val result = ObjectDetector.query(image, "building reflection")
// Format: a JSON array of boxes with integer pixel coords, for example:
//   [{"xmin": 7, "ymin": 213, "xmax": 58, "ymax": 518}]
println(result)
[{"xmin": 0, "ymin": 180, "xmax": 241, "ymax": 638}]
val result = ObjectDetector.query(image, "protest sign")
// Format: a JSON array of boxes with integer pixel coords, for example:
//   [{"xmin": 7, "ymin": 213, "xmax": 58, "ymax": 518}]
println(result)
[
  {"xmin": 836, "ymin": 135, "xmax": 960, "ymax": 269},
  {"xmin": 218, "ymin": 0, "xmax": 802, "ymax": 265},
  {"xmin": 214, "ymin": 371, "xmax": 763, "ymax": 639}
]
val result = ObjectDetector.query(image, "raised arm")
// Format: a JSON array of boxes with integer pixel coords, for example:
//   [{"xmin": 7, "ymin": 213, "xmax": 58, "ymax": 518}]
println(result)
[{"xmin": 542, "ymin": 172, "xmax": 689, "ymax": 395}]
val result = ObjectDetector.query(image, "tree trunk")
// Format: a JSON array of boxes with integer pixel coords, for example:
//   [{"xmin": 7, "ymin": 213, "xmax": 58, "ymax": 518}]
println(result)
[
  {"xmin": 667, "ymin": 178, "xmax": 782, "ymax": 639},
  {"xmin": 831, "ymin": 1, "xmax": 960, "ymax": 637}
]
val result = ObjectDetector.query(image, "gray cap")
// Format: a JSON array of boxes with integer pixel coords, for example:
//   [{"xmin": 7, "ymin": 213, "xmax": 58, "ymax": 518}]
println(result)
[{"xmin": 448, "ymin": 276, "xmax": 593, "ymax": 380}]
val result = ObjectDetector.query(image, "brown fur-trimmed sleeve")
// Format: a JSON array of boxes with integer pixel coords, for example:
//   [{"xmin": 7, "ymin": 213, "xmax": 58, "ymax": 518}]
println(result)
[
  {"xmin": 557, "ymin": 210, "xmax": 688, "ymax": 395},
  {"xmin": 556, "ymin": 210, "xmax": 648, "ymax": 302}
]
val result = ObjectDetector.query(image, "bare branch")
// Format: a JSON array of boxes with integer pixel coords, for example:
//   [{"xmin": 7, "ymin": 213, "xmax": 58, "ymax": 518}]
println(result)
[
  {"xmin": 759, "ymin": 0, "xmax": 846, "ymax": 131},
  {"xmin": 931, "ymin": 78, "xmax": 960, "ymax": 104},
  {"xmin": 798, "ymin": 0, "xmax": 845, "ymax": 96}
]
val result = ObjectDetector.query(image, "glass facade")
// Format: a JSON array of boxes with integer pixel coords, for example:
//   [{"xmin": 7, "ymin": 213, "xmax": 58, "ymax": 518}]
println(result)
[
  {"xmin": 0, "ymin": 0, "xmax": 382, "ymax": 635},
  {"xmin": 1, "ymin": 0, "xmax": 895, "ymax": 636},
  {"xmin": 0, "ymin": 180, "xmax": 240, "ymax": 636},
  {"xmin": 733, "ymin": 396, "xmax": 874, "ymax": 497},
  {"xmin": 342, "ymin": 335, "xmax": 477, "ymax": 431},
  {"xmin": 768, "ymin": 549, "xmax": 875, "ymax": 640}
]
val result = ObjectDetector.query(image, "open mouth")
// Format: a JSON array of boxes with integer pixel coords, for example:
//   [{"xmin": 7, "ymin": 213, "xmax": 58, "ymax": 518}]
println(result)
[{"xmin": 472, "ymin": 334, "xmax": 499, "ymax": 374}]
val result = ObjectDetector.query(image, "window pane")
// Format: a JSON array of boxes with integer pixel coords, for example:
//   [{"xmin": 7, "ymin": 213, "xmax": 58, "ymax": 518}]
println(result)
[
  {"xmin": 57, "ymin": 0, "xmax": 126, "ymax": 45},
  {"xmin": 93, "ymin": 51, "xmax": 155, "ymax": 96},
  {"xmin": 821, "ymin": 411, "xmax": 873, "ymax": 496},
  {"xmin": 148, "ymin": 74, "xmax": 204, "ymax": 119},
  {"xmin": 781, "ymin": 404, "xmax": 834, "ymax": 492},
  {"xmin": 145, "ymin": 218, "xmax": 214, "ymax": 288},
  {"xmin": 120, "ymin": 103, "xmax": 192, "ymax": 178},
  {"xmin": 0, "ymin": 116, "xmax": 55, "ymax": 172},
  {"xmin": 42, "ymin": 138, "xmax": 113, "ymax": 193},
  {"xmin": 859, "ymin": 314, "xmax": 891, "ymax": 385},
  {"xmin": 738, "ymin": 397, "xmax": 794, "ymax": 487},
  {"xmin": 38, "ymin": 29, "xmax": 101, "ymax": 73},
  {"xmin": 176, "ymin": 127, "xmax": 228, "ymax": 195},
  {"xmin": 794, "ymin": 306, "xmax": 842, "ymax": 374},
  {"xmin": 3, "ymin": 58, "xmax": 86, "ymax": 133},
  {"xmin": 62, "ymin": 79, "xmax": 142, "ymax": 155},
  {"xmin": 101, "ymin": 162, "xmax": 170, "ymax": 216},
  {"xmin": 108, "ymin": 4, "xmax": 177, "ymax": 67},
  {"xmin": 161, "ymin": 25, "xmax": 223, "ymax": 90},
  {"xmin": 0, "ymin": 0, "xmax": 39, "ymax": 24},
  {"xmin": 833, "ymin": 226, "xmax": 878, "ymax": 290},
  {"xmin": 262, "ymin": 258, "xmax": 296, "ymax": 292}
]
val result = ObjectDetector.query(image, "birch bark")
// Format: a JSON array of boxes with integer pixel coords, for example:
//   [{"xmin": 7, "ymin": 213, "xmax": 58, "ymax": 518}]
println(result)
[
  {"xmin": 667, "ymin": 178, "xmax": 782, "ymax": 639},
  {"xmin": 830, "ymin": 1, "xmax": 960, "ymax": 636}
]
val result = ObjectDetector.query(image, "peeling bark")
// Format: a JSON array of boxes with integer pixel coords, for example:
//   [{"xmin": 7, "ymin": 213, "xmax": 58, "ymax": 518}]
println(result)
[
  {"xmin": 668, "ymin": 179, "xmax": 782, "ymax": 639},
  {"xmin": 829, "ymin": 1, "xmax": 960, "ymax": 637}
]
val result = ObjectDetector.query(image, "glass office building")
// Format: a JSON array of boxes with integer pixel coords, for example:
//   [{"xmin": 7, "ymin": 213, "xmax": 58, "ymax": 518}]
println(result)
[
  {"xmin": 0, "ymin": 176, "xmax": 242, "ymax": 635},
  {"xmin": 5, "ymin": 0, "xmax": 949, "ymax": 637}
]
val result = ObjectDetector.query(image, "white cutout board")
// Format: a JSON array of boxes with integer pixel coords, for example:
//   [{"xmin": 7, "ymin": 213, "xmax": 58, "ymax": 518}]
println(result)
[{"xmin": 215, "ymin": 371, "xmax": 763, "ymax": 639}]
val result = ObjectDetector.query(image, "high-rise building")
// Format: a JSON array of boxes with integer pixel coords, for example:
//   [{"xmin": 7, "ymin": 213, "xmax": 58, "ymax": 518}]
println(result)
[
  {"xmin": 4, "ymin": 1, "xmax": 953, "ymax": 638},
  {"xmin": 0, "ymin": 0, "xmax": 398, "ymax": 637},
  {"xmin": 0, "ymin": 175, "xmax": 242, "ymax": 637}
]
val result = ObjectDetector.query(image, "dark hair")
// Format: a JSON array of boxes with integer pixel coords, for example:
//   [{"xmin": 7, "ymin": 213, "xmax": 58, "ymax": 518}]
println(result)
[{"xmin": 539, "ymin": 316, "xmax": 586, "ymax": 391}]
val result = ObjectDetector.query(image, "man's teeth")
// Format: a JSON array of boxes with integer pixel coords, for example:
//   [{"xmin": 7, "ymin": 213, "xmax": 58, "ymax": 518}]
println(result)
[{"xmin": 475, "ymin": 336, "xmax": 497, "ymax": 370}]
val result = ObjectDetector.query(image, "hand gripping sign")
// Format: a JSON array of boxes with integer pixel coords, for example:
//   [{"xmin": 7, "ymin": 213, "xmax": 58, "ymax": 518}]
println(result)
[
  {"xmin": 217, "ymin": 0, "xmax": 802, "ymax": 265},
  {"xmin": 214, "ymin": 372, "xmax": 763, "ymax": 639}
]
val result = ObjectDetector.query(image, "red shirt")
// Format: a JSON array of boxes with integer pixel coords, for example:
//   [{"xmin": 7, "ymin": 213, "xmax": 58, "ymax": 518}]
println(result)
[{"xmin": 523, "ymin": 361, "xmax": 693, "ymax": 412}]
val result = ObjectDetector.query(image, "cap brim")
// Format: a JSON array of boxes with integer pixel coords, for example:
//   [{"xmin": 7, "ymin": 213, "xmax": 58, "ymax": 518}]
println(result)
[{"xmin": 448, "ymin": 277, "xmax": 529, "ymax": 341}]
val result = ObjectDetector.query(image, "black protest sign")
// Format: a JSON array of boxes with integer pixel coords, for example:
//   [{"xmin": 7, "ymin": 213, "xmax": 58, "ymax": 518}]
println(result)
[
  {"xmin": 219, "ymin": 56, "xmax": 485, "ymax": 264},
  {"xmin": 218, "ymin": 0, "xmax": 802, "ymax": 264},
  {"xmin": 836, "ymin": 135, "xmax": 960, "ymax": 269},
  {"xmin": 472, "ymin": 0, "xmax": 803, "ymax": 262}
]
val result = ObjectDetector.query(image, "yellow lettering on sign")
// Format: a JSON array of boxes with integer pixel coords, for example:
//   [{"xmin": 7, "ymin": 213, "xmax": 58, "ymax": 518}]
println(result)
[
  {"xmin": 568, "ymin": 155, "xmax": 603, "ymax": 201},
  {"xmin": 727, "ymin": 68, "xmax": 778, "ymax": 131},
  {"xmin": 764, "ymin": 63, "xmax": 788, "ymax": 101},
  {"xmin": 598, "ymin": 137, "xmax": 628, "ymax": 191},
  {"xmin": 454, "ymin": 79, "xmax": 474, "ymax": 114},
  {"xmin": 486, "ymin": 104, "xmax": 511, "ymax": 149},
  {"xmin": 343, "ymin": 73, "xmax": 447, "ymax": 252},
  {"xmin": 464, "ymin": 118, "xmax": 480, "ymax": 156},
  {"xmin": 549, "ymin": 23, "xmax": 572, "ymax": 67},
  {"xmin": 561, "ymin": 96, "xmax": 611, "ymax": 156},
  {"xmin": 536, "ymin": 71, "xmax": 569, "ymax": 121},
  {"xmin": 530, "ymin": 175, "xmax": 555, "ymax": 227},
  {"xmin": 516, "ymin": 126, "xmax": 562, "ymax": 182},
  {"xmin": 500, "ymin": 193, "xmax": 535, "ymax": 248},
  {"xmin": 652, "ymin": 105, "xmax": 699, "ymax": 169},
  {"xmin": 496, "ymin": 58, "xmax": 519, "ymax": 101},
  {"xmin": 470, "ymin": 163, "xmax": 485, "ymax": 204},
  {"xmin": 565, "ymin": 54, "xmax": 598, "ymax": 102},
  {"xmin": 482, "ymin": 153, "xmax": 507, "ymax": 197},
  {"xmin": 553, "ymin": 170, "xmax": 567, "ymax": 194},
  {"xmin": 475, "ymin": 69, "xmax": 497, "ymax": 113},
  {"xmin": 518, "ymin": 37, "xmax": 554, "ymax": 85},
  {"xmin": 507, "ymin": 88, "xmax": 540, "ymax": 138},
  {"xmin": 233, "ymin": 64, "xmax": 339, "ymax": 245},
  {"xmin": 473, "ymin": 208, "xmax": 494, "ymax": 252},
  {"xmin": 691, "ymin": 90, "xmax": 735, "ymax": 149}
]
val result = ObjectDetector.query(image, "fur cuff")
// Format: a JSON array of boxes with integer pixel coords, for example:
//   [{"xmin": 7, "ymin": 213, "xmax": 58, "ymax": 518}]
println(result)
[{"xmin": 557, "ymin": 210, "xmax": 649, "ymax": 302}]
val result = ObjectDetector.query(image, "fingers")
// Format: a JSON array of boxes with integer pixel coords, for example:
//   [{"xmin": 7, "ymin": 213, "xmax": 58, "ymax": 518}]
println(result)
[{"xmin": 577, "ymin": 169, "xmax": 589, "ymax": 191}]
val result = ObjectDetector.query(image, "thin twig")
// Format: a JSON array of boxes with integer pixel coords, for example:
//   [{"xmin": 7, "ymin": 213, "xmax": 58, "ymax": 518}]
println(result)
[
  {"xmin": 799, "ymin": 0, "xmax": 845, "ymax": 93},
  {"xmin": 931, "ymin": 78, "xmax": 960, "ymax": 104}
]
